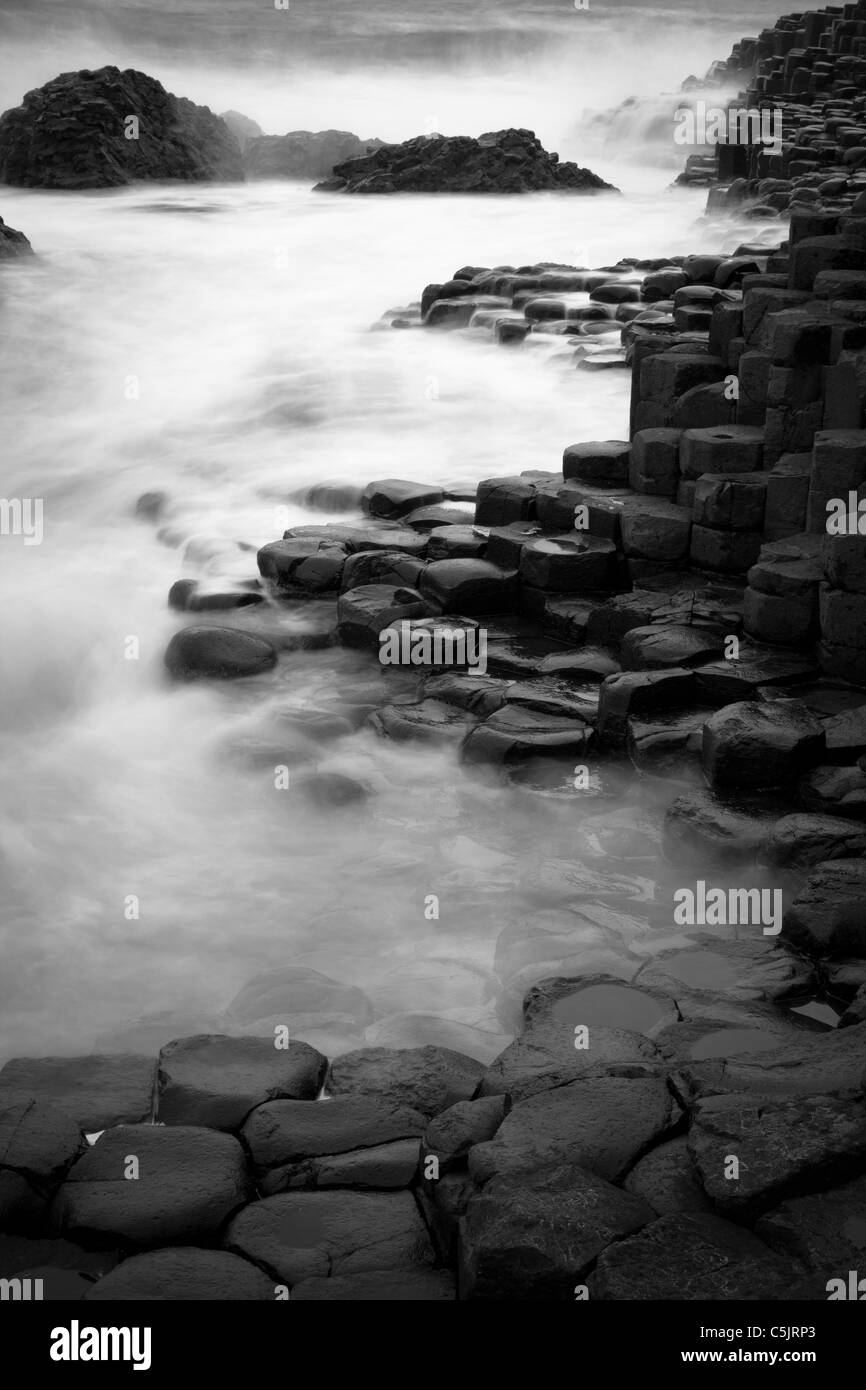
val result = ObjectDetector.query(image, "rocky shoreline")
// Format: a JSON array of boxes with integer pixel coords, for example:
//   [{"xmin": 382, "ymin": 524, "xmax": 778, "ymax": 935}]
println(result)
[{"xmin": 3, "ymin": 2, "xmax": 866, "ymax": 1305}]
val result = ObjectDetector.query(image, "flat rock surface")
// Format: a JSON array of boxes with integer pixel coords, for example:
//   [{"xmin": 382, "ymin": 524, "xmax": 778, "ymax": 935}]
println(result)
[
  {"xmin": 157, "ymin": 1035, "xmax": 327, "ymax": 1131},
  {"xmin": 53, "ymin": 1125, "xmax": 249, "ymax": 1247},
  {"xmin": 326, "ymin": 1047, "xmax": 484, "ymax": 1117},
  {"xmin": 0, "ymin": 1055, "xmax": 156, "ymax": 1132},
  {"xmin": 224, "ymin": 1190, "xmax": 435, "ymax": 1283},
  {"xmin": 469, "ymin": 1076, "xmax": 672, "ymax": 1183}
]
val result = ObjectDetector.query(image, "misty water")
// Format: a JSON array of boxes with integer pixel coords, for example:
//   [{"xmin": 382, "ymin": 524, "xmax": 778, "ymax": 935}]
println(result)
[{"xmin": 0, "ymin": 0, "xmax": 789, "ymax": 1063}]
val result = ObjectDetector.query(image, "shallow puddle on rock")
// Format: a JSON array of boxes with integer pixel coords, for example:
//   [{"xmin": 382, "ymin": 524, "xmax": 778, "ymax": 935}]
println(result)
[
  {"xmin": 549, "ymin": 982, "xmax": 669, "ymax": 1034},
  {"xmin": 689, "ymin": 1027, "xmax": 783, "ymax": 1060}
]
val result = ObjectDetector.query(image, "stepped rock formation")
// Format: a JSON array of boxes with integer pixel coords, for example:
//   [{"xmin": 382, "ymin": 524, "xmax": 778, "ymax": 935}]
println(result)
[
  {"xmin": 0, "ymin": 67, "xmax": 244, "ymax": 189},
  {"xmin": 316, "ymin": 128, "xmax": 617, "ymax": 194},
  {"xmin": 244, "ymin": 130, "xmax": 384, "ymax": 180}
]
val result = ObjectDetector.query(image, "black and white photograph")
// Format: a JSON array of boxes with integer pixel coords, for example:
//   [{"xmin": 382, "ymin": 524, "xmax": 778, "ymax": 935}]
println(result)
[{"xmin": 1, "ymin": 0, "xmax": 865, "ymax": 1351}]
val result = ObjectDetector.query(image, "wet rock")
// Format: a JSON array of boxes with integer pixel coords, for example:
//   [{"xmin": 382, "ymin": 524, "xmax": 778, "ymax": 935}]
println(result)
[
  {"xmin": 264, "ymin": 1140, "xmax": 420, "ymax": 1193},
  {"xmin": 620, "ymin": 625, "xmax": 723, "ymax": 670},
  {"xmin": 419, "ymin": 559, "xmax": 519, "ymax": 614},
  {"xmin": 799, "ymin": 763, "xmax": 866, "ymax": 819},
  {"xmin": 518, "ymin": 535, "xmax": 615, "ymax": 591},
  {"xmin": 694, "ymin": 647, "xmax": 818, "ymax": 704},
  {"xmin": 634, "ymin": 938, "xmax": 814, "ymax": 1007},
  {"xmin": 469, "ymin": 1076, "xmax": 672, "ymax": 1184},
  {"xmin": 474, "ymin": 476, "xmax": 536, "ymax": 525},
  {"xmin": 0, "ymin": 67, "xmax": 244, "ymax": 188},
  {"xmin": 620, "ymin": 498, "xmax": 692, "ymax": 563},
  {"xmin": 478, "ymin": 1027, "xmax": 660, "ymax": 1102},
  {"xmin": 597, "ymin": 669, "xmax": 697, "ymax": 748},
  {"xmin": 688, "ymin": 1092, "xmax": 866, "ymax": 1221},
  {"xmin": 84, "ymin": 1247, "xmax": 274, "ymax": 1300},
  {"xmin": 156, "ymin": 1034, "xmax": 327, "ymax": 1131},
  {"xmin": 405, "ymin": 503, "xmax": 475, "ymax": 531},
  {"xmin": 462, "ymin": 705, "xmax": 592, "ymax": 765},
  {"xmin": 170, "ymin": 581, "xmax": 265, "ymax": 613},
  {"xmin": 285, "ymin": 521, "xmax": 427, "ymax": 557},
  {"xmin": 422, "ymin": 1097, "xmax": 506, "ymax": 1173},
  {"xmin": 588, "ymin": 1212, "xmax": 800, "ymax": 1300},
  {"xmin": 459, "ymin": 1164, "xmax": 653, "ymax": 1299},
  {"xmin": 318, "ymin": 129, "xmax": 616, "ymax": 194},
  {"xmin": 756, "ymin": 1174, "xmax": 866, "ymax": 1273},
  {"xmin": 426, "ymin": 525, "xmax": 488, "ymax": 561},
  {"xmin": 0, "ymin": 1055, "xmax": 155, "ymax": 1132},
  {"xmin": 761, "ymin": 814, "xmax": 866, "ymax": 869},
  {"xmin": 627, "ymin": 706, "xmax": 707, "ymax": 772},
  {"xmin": 164, "ymin": 625, "xmax": 278, "ymax": 681},
  {"xmin": 336, "ymin": 584, "xmax": 427, "ymax": 650},
  {"xmin": 622, "ymin": 1135, "xmax": 712, "ymax": 1217},
  {"xmin": 53, "ymin": 1126, "xmax": 249, "ymax": 1247},
  {"xmin": 672, "ymin": 1023, "xmax": 866, "ymax": 1102},
  {"xmin": 339, "ymin": 550, "xmax": 425, "ymax": 592},
  {"xmin": 823, "ymin": 705, "xmax": 866, "ymax": 763},
  {"xmin": 521, "ymin": 974, "xmax": 678, "ymax": 1042},
  {"xmin": 257, "ymin": 537, "xmax": 347, "ymax": 592},
  {"xmin": 369, "ymin": 699, "xmax": 478, "ymax": 744},
  {"xmin": 663, "ymin": 789, "xmax": 780, "ymax": 866},
  {"xmin": 422, "ymin": 671, "xmax": 507, "ymax": 716},
  {"xmin": 243, "ymin": 1096, "xmax": 424, "ymax": 1184},
  {"xmin": 782, "ymin": 859, "xmax": 866, "ymax": 957},
  {"xmin": 327, "ymin": 1047, "xmax": 484, "ymax": 1117},
  {"xmin": 224, "ymin": 1190, "xmax": 434, "ymax": 1283},
  {"xmin": 361, "ymin": 479, "xmax": 444, "ymax": 520},
  {"xmin": 703, "ymin": 700, "xmax": 825, "ymax": 790},
  {"xmin": 562, "ymin": 440, "xmax": 631, "ymax": 485},
  {"xmin": 629, "ymin": 428, "xmax": 681, "ymax": 497},
  {"xmin": 0, "ymin": 1100, "xmax": 85, "ymax": 1189},
  {"xmin": 680, "ymin": 425, "xmax": 765, "ymax": 479}
]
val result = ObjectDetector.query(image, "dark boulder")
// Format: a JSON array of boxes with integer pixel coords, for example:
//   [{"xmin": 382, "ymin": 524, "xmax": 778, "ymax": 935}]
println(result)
[
  {"xmin": 316, "ymin": 129, "xmax": 617, "ymax": 195},
  {"xmin": 0, "ymin": 67, "xmax": 244, "ymax": 188},
  {"xmin": 0, "ymin": 214, "xmax": 33, "ymax": 258},
  {"xmin": 164, "ymin": 626, "xmax": 277, "ymax": 681}
]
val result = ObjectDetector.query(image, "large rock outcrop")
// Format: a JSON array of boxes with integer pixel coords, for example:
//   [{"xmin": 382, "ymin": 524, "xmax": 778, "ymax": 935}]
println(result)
[
  {"xmin": 0, "ymin": 215, "xmax": 32, "ymax": 258},
  {"xmin": 245, "ymin": 131, "xmax": 384, "ymax": 180},
  {"xmin": 316, "ymin": 129, "xmax": 617, "ymax": 194},
  {"xmin": 0, "ymin": 67, "xmax": 244, "ymax": 189}
]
